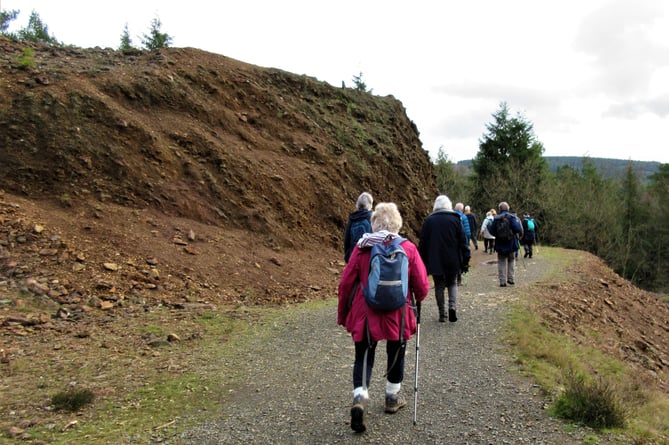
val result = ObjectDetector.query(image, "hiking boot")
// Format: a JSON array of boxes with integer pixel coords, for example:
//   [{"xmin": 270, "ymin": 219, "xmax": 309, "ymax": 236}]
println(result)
[
  {"xmin": 500, "ymin": 282, "xmax": 507, "ymax": 287},
  {"xmin": 350, "ymin": 395, "xmax": 367, "ymax": 433},
  {"xmin": 439, "ymin": 315, "xmax": 446, "ymax": 322},
  {"xmin": 448, "ymin": 309, "xmax": 457, "ymax": 322},
  {"xmin": 384, "ymin": 393, "xmax": 407, "ymax": 414},
  {"xmin": 507, "ymin": 280, "xmax": 515, "ymax": 285}
]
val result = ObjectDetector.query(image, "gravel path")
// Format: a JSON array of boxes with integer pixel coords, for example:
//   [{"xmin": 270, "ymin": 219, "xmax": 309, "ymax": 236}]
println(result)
[{"xmin": 170, "ymin": 250, "xmax": 625, "ymax": 445}]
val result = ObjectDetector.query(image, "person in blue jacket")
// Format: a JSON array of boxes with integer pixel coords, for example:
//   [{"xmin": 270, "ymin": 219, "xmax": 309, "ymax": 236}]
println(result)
[
  {"xmin": 489, "ymin": 201, "xmax": 523, "ymax": 287},
  {"xmin": 454, "ymin": 202, "xmax": 471, "ymax": 286}
]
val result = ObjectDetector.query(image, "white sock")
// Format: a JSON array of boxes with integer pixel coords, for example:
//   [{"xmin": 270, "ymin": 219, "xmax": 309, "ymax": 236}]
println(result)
[
  {"xmin": 353, "ymin": 386, "xmax": 369, "ymax": 400},
  {"xmin": 386, "ymin": 381, "xmax": 401, "ymax": 396}
]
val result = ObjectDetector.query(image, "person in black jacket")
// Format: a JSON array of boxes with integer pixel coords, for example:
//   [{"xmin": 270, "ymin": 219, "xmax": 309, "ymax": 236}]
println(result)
[
  {"xmin": 419, "ymin": 195, "xmax": 471, "ymax": 322},
  {"xmin": 343, "ymin": 192, "xmax": 373, "ymax": 263},
  {"xmin": 521, "ymin": 212, "xmax": 537, "ymax": 258}
]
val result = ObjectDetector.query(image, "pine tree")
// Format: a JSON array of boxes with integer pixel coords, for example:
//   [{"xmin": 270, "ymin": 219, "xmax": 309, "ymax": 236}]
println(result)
[
  {"xmin": 352, "ymin": 72, "xmax": 372, "ymax": 94},
  {"xmin": 17, "ymin": 10, "xmax": 59, "ymax": 44},
  {"xmin": 470, "ymin": 102, "xmax": 548, "ymax": 214},
  {"xmin": 434, "ymin": 147, "xmax": 469, "ymax": 201},
  {"xmin": 141, "ymin": 16, "xmax": 172, "ymax": 50},
  {"xmin": 644, "ymin": 164, "xmax": 669, "ymax": 290},
  {"xmin": 0, "ymin": 9, "xmax": 19, "ymax": 35},
  {"xmin": 119, "ymin": 23, "xmax": 133, "ymax": 50}
]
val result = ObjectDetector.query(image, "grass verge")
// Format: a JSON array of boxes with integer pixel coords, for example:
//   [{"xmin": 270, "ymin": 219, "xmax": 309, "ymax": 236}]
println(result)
[
  {"xmin": 502, "ymin": 249, "xmax": 669, "ymax": 444},
  {"xmin": 1, "ymin": 303, "xmax": 309, "ymax": 444}
]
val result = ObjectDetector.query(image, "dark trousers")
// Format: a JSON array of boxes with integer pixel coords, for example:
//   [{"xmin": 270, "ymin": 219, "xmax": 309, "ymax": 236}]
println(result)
[
  {"xmin": 433, "ymin": 273, "xmax": 458, "ymax": 316},
  {"xmin": 523, "ymin": 240, "xmax": 534, "ymax": 257},
  {"xmin": 484, "ymin": 238, "xmax": 495, "ymax": 252},
  {"xmin": 353, "ymin": 337, "xmax": 406, "ymax": 388}
]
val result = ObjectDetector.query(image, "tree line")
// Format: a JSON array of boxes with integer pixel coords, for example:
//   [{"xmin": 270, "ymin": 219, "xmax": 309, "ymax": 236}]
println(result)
[
  {"xmin": 0, "ymin": 8, "xmax": 172, "ymax": 50},
  {"xmin": 435, "ymin": 102, "xmax": 669, "ymax": 294}
]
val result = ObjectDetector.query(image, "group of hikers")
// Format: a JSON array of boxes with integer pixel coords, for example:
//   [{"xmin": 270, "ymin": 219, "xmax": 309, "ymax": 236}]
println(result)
[{"xmin": 338, "ymin": 192, "xmax": 538, "ymax": 433}]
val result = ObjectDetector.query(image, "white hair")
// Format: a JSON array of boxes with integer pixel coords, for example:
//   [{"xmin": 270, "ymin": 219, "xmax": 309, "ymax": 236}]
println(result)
[
  {"xmin": 433, "ymin": 195, "xmax": 452, "ymax": 212},
  {"xmin": 356, "ymin": 192, "xmax": 373, "ymax": 210},
  {"xmin": 371, "ymin": 202, "xmax": 402, "ymax": 233}
]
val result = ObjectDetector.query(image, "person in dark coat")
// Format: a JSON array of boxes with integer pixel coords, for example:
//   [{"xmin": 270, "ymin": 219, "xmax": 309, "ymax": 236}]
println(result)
[
  {"xmin": 338, "ymin": 202, "xmax": 429, "ymax": 433},
  {"xmin": 343, "ymin": 192, "xmax": 373, "ymax": 263},
  {"xmin": 454, "ymin": 202, "xmax": 471, "ymax": 286},
  {"xmin": 418, "ymin": 195, "xmax": 471, "ymax": 322},
  {"xmin": 521, "ymin": 212, "xmax": 537, "ymax": 258},
  {"xmin": 489, "ymin": 201, "xmax": 523, "ymax": 286}
]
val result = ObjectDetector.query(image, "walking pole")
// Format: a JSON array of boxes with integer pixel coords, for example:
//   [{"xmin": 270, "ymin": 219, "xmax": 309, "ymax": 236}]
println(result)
[{"xmin": 413, "ymin": 299, "xmax": 421, "ymax": 425}]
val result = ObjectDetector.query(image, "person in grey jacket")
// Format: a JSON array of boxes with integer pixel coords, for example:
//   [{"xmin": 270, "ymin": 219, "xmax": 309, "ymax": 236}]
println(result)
[
  {"xmin": 419, "ymin": 195, "xmax": 471, "ymax": 322},
  {"xmin": 480, "ymin": 209, "xmax": 496, "ymax": 254}
]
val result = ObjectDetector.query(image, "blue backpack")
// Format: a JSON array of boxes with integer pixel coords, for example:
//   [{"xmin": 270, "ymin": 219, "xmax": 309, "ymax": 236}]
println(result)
[
  {"xmin": 349, "ymin": 219, "xmax": 372, "ymax": 245},
  {"xmin": 524, "ymin": 218, "xmax": 536, "ymax": 241},
  {"xmin": 526, "ymin": 218, "xmax": 535, "ymax": 231},
  {"xmin": 363, "ymin": 236, "xmax": 409, "ymax": 311}
]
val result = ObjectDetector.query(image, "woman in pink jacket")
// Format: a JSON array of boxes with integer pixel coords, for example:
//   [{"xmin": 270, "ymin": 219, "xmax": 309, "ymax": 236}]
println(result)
[{"xmin": 337, "ymin": 202, "xmax": 429, "ymax": 433}]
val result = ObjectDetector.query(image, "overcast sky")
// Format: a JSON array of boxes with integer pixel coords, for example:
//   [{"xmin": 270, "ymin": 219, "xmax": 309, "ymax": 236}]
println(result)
[{"xmin": 3, "ymin": 0, "xmax": 668, "ymax": 164}]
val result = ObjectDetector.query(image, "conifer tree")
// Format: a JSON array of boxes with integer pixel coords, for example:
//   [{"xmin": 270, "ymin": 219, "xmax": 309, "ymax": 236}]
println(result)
[
  {"xmin": 0, "ymin": 8, "xmax": 19, "ymax": 35},
  {"xmin": 141, "ymin": 16, "xmax": 172, "ymax": 50},
  {"xmin": 17, "ymin": 10, "xmax": 59, "ymax": 44},
  {"xmin": 119, "ymin": 23, "xmax": 133, "ymax": 50},
  {"xmin": 434, "ymin": 147, "xmax": 469, "ymax": 201},
  {"xmin": 470, "ymin": 102, "xmax": 548, "ymax": 214}
]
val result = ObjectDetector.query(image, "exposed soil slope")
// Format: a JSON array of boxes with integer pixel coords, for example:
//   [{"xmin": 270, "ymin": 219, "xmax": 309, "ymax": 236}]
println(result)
[{"xmin": 0, "ymin": 35, "xmax": 437, "ymax": 311}]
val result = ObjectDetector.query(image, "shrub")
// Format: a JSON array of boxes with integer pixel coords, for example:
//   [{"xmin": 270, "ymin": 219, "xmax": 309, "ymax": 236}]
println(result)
[
  {"xmin": 553, "ymin": 369, "xmax": 627, "ymax": 429},
  {"xmin": 16, "ymin": 47, "xmax": 36, "ymax": 69},
  {"xmin": 51, "ymin": 388, "xmax": 95, "ymax": 412}
]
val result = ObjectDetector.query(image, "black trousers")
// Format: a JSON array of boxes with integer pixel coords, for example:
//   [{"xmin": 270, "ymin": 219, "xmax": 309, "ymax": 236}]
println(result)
[{"xmin": 353, "ymin": 337, "xmax": 406, "ymax": 389}]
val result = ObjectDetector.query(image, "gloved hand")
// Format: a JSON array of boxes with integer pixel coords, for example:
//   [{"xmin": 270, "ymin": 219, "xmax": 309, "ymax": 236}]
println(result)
[{"xmin": 462, "ymin": 263, "xmax": 470, "ymax": 274}]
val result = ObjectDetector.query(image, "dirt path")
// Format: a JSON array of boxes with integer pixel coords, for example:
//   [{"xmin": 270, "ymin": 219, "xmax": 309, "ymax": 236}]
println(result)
[{"xmin": 168, "ymin": 248, "xmax": 625, "ymax": 444}]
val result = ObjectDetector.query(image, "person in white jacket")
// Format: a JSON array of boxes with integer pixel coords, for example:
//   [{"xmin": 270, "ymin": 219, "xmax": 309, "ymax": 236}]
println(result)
[{"xmin": 480, "ymin": 209, "xmax": 496, "ymax": 255}]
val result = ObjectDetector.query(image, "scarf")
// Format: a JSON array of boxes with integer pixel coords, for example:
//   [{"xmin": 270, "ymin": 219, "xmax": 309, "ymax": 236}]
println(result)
[{"xmin": 356, "ymin": 230, "xmax": 399, "ymax": 249}]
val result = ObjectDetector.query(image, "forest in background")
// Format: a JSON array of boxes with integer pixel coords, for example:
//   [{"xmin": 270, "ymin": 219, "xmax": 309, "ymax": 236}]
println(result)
[
  {"xmin": 435, "ymin": 103, "xmax": 669, "ymax": 294},
  {"xmin": 458, "ymin": 157, "xmax": 661, "ymax": 182}
]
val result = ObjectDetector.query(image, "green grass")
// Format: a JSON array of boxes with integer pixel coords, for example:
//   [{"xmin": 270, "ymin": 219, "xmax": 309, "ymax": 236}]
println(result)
[
  {"xmin": 16, "ymin": 47, "xmax": 36, "ymax": 69},
  {"xmin": 139, "ymin": 324, "xmax": 165, "ymax": 335},
  {"xmin": 17, "ymin": 301, "xmax": 329, "ymax": 444},
  {"xmin": 552, "ymin": 369, "xmax": 627, "ymax": 429},
  {"xmin": 12, "ymin": 306, "xmax": 258, "ymax": 444},
  {"xmin": 502, "ymin": 248, "xmax": 669, "ymax": 443}
]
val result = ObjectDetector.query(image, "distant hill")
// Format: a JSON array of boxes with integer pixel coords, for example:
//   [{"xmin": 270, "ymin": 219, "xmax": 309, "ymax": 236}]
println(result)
[{"xmin": 457, "ymin": 156, "xmax": 662, "ymax": 181}]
